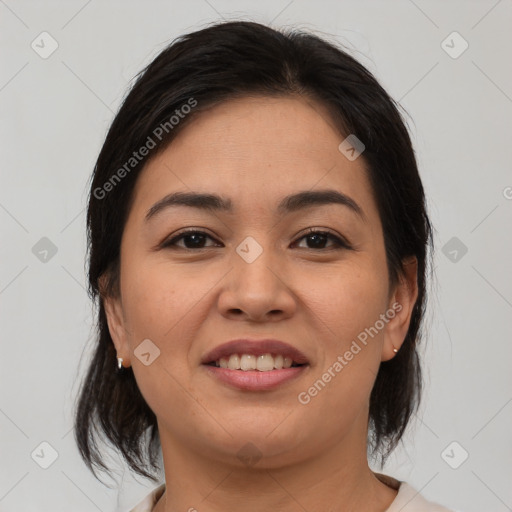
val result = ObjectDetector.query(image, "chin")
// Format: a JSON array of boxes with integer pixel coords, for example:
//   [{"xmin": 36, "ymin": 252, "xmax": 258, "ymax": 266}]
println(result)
[{"xmin": 217, "ymin": 422, "xmax": 309, "ymax": 464}]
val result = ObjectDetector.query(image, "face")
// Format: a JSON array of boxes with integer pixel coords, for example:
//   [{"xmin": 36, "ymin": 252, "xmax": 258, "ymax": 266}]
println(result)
[{"xmin": 104, "ymin": 95, "xmax": 417, "ymax": 469}]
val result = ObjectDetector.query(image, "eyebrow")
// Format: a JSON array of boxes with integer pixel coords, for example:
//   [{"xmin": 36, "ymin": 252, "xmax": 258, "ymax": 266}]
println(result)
[{"xmin": 145, "ymin": 189, "xmax": 366, "ymax": 222}]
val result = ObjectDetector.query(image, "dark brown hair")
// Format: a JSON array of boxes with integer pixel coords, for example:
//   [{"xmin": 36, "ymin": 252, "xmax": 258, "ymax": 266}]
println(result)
[{"xmin": 74, "ymin": 20, "xmax": 433, "ymax": 484}]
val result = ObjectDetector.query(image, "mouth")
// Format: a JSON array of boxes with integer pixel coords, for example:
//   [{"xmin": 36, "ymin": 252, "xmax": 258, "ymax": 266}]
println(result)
[
  {"xmin": 201, "ymin": 339, "xmax": 309, "ymax": 391},
  {"xmin": 204, "ymin": 353, "xmax": 305, "ymax": 371}
]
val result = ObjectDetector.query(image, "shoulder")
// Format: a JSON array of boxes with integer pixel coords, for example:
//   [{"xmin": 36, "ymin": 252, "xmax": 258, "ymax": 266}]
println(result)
[
  {"xmin": 383, "ymin": 478, "xmax": 457, "ymax": 512},
  {"xmin": 128, "ymin": 483, "xmax": 165, "ymax": 512}
]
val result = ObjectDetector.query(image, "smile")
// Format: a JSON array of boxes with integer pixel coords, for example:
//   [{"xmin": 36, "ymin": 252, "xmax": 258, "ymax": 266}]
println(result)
[
  {"xmin": 207, "ymin": 353, "xmax": 304, "ymax": 371},
  {"xmin": 201, "ymin": 339, "xmax": 310, "ymax": 391}
]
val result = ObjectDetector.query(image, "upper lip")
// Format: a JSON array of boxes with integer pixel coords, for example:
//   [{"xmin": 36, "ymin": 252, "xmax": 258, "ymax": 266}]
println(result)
[{"xmin": 201, "ymin": 339, "xmax": 309, "ymax": 365}]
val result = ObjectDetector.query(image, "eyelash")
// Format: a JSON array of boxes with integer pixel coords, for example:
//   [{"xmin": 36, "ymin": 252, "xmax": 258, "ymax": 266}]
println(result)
[{"xmin": 160, "ymin": 227, "xmax": 352, "ymax": 251}]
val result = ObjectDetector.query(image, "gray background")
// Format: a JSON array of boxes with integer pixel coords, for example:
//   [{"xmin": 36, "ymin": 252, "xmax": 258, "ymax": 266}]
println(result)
[{"xmin": 1, "ymin": 1, "xmax": 511, "ymax": 511}]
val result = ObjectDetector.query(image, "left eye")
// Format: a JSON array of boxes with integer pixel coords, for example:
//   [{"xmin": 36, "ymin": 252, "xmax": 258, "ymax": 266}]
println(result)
[
  {"xmin": 161, "ymin": 229, "xmax": 350, "ymax": 251},
  {"xmin": 293, "ymin": 230, "xmax": 350, "ymax": 250}
]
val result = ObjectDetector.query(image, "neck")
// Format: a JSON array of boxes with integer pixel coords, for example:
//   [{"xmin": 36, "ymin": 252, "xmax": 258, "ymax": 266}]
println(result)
[{"xmin": 153, "ymin": 419, "xmax": 397, "ymax": 512}]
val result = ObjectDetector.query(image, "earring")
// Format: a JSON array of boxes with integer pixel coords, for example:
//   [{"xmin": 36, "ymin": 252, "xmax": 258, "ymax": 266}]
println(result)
[
  {"xmin": 117, "ymin": 357, "xmax": 123, "ymax": 370},
  {"xmin": 392, "ymin": 346, "xmax": 398, "ymax": 353}
]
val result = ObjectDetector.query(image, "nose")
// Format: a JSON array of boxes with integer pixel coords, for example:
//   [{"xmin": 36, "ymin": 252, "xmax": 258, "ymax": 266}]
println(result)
[{"xmin": 217, "ymin": 248, "xmax": 297, "ymax": 323}]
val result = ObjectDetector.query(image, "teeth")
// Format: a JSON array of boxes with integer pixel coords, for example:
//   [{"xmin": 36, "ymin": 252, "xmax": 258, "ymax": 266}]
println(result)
[
  {"xmin": 227, "ymin": 354, "xmax": 240, "ymax": 370},
  {"xmin": 240, "ymin": 354, "xmax": 256, "ymax": 371},
  {"xmin": 214, "ymin": 353, "xmax": 300, "ymax": 371},
  {"xmin": 256, "ymin": 354, "xmax": 274, "ymax": 371}
]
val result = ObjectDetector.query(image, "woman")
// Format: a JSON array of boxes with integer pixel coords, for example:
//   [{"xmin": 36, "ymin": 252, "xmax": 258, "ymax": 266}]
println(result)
[{"xmin": 74, "ymin": 20, "xmax": 454, "ymax": 512}]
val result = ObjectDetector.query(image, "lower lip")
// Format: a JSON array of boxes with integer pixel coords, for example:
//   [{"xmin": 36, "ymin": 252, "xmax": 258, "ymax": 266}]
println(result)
[{"xmin": 202, "ymin": 365, "xmax": 308, "ymax": 391}]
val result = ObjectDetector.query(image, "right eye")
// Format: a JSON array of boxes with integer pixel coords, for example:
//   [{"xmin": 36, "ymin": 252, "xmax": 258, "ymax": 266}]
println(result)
[{"xmin": 161, "ymin": 229, "xmax": 222, "ymax": 250}]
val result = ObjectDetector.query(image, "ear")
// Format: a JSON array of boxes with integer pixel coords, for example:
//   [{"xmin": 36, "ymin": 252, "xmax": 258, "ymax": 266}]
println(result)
[
  {"xmin": 381, "ymin": 256, "xmax": 419, "ymax": 362},
  {"xmin": 99, "ymin": 273, "xmax": 131, "ymax": 368}
]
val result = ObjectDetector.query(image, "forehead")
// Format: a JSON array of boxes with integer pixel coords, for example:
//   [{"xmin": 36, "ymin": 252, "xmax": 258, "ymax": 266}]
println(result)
[
  {"xmin": 128, "ymin": 95, "xmax": 378, "ymax": 223},
  {"xmin": 162, "ymin": 95, "xmax": 346, "ymax": 169}
]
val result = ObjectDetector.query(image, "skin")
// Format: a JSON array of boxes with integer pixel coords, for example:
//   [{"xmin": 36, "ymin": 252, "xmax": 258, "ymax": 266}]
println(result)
[{"xmin": 103, "ymin": 95, "xmax": 418, "ymax": 512}]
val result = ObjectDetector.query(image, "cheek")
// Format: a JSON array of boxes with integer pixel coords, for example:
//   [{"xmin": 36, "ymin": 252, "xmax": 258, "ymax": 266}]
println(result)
[
  {"xmin": 119, "ymin": 256, "xmax": 226, "ymax": 383},
  {"xmin": 299, "ymin": 255, "xmax": 390, "ymax": 412},
  {"xmin": 121, "ymin": 257, "xmax": 206, "ymax": 335},
  {"xmin": 306, "ymin": 258, "xmax": 389, "ymax": 346},
  {"xmin": 119, "ymin": 258, "xmax": 207, "ymax": 415}
]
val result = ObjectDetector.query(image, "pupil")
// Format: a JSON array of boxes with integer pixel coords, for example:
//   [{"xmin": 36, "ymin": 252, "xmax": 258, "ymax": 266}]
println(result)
[
  {"xmin": 185, "ymin": 234, "xmax": 205, "ymax": 248},
  {"xmin": 308, "ymin": 234, "xmax": 326, "ymax": 248}
]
